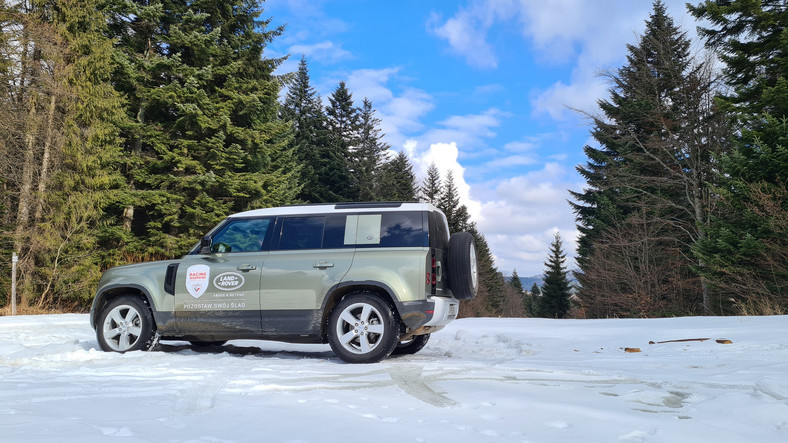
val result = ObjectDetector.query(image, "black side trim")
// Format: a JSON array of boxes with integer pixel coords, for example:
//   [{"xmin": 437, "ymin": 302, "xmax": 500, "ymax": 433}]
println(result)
[{"xmin": 164, "ymin": 263, "xmax": 179, "ymax": 295}]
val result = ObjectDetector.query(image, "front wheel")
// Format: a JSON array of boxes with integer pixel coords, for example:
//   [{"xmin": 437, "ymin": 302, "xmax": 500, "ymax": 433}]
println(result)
[
  {"xmin": 392, "ymin": 334, "xmax": 430, "ymax": 356},
  {"xmin": 97, "ymin": 296, "xmax": 155, "ymax": 353},
  {"xmin": 328, "ymin": 293, "xmax": 400, "ymax": 364}
]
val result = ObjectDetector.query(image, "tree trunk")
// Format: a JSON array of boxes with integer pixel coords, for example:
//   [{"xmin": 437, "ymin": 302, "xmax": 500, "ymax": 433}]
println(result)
[
  {"xmin": 34, "ymin": 95, "xmax": 57, "ymax": 223},
  {"xmin": 15, "ymin": 100, "xmax": 38, "ymax": 249}
]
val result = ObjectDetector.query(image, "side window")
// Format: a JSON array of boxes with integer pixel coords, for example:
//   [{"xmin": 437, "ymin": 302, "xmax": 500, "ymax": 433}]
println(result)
[
  {"xmin": 279, "ymin": 216, "xmax": 325, "ymax": 250},
  {"xmin": 323, "ymin": 215, "xmax": 349, "ymax": 248},
  {"xmin": 380, "ymin": 212, "xmax": 425, "ymax": 247},
  {"xmin": 211, "ymin": 218, "xmax": 271, "ymax": 253},
  {"xmin": 346, "ymin": 212, "xmax": 426, "ymax": 248}
]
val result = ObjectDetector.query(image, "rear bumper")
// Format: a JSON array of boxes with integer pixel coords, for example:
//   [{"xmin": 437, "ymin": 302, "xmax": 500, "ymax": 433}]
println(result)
[
  {"xmin": 423, "ymin": 296, "xmax": 459, "ymax": 327},
  {"xmin": 395, "ymin": 296, "xmax": 459, "ymax": 330}
]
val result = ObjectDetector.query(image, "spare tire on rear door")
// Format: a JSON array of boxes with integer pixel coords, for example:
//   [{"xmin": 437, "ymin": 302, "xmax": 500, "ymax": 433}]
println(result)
[{"xmin": 447, "ymin": 232, "xmax": 478, "ymax": 300}]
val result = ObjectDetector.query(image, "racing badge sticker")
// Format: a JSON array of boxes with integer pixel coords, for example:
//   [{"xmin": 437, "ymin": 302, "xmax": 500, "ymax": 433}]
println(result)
[{"xmin": 185, "ymin": 264, "xmax": 210, "ymax": 298}]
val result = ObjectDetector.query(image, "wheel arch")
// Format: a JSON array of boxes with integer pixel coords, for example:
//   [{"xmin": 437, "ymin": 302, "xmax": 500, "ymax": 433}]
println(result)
[
  {"xmin": 319, "ymin": 281, "xmax": 400, "ymax": 341},
  {"xmin": 90, "ymin": 284, "xmax": 154, "ymax": 329}
]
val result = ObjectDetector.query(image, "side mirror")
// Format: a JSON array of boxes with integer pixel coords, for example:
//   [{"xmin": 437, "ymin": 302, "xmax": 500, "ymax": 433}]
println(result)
[{"xmin": 199, "ymin": 235, "xmax": 212, "ymax": 254}]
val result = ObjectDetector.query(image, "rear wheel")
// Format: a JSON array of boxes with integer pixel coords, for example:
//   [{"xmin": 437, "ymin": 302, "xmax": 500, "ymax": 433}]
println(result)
[
  {"xmin": 328, "ymin": 293, "xmax": 400, "ymax": 363},
  {"xmin": 97, "ymin": 296, "xmax": 155, "ymax": 353},
  {"xmin": 392, "ymin": 334, "xmax": 430, "ymax": 355}
]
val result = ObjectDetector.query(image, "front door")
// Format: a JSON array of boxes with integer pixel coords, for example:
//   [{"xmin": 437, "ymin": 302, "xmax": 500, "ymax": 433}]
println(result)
[{"xmin": 174, "ymin": 217, "xmax": 273, "ymax": 334}]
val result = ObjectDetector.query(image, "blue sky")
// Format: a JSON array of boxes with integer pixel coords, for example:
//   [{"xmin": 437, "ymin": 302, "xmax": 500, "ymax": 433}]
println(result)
[{"xmin": 264, "ymin": 0, "xmax": 703, "ymax": 276}]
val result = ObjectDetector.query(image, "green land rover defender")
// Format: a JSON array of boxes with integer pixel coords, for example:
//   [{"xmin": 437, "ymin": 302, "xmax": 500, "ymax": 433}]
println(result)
[{"xmin": 90, "ymin": 202, "xmax": 478, "ymax": 363}]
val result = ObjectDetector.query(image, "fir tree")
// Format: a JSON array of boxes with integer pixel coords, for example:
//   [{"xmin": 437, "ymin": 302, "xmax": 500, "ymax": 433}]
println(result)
[
  {"xmin": 537, "ymin": 234, "xmax": 572, "ymax": 318},
  {"xmin": 690, "ymin": 0, "xmax": 788, "ymax": 312},
  {"xmin": 571, "ymin": 1, "xmax": 726, "ymax": 316},
  {"xmin": 420, "ymin": 162, "xmax": 442, "ymax": 204},
  {"xmin": 0, "ymin": 0, "xmax": 129, "ymax": 307},
  {"xmin": 355, "ymin": 98, "xmax": 391, "ymax": 201},
  {"xmin": 509, "ymin": 270, "xmax": 525, "ymax": 316},
  {"xmin": 439, "ymin": 170, "xmax": 470, "ymax": 233},
  {"xmin": 469, "ymin": 224, "xmax": 504, "ymax": 316},
  {"xmin": 509, "ymin": 269, "xmax": 524, "ymax": 294},
  {"xmin": 324, "ymin": 81, "xmax": 359, "ymax": 201},
  {"xmin": 379, "ymin": 151, "xmax": 417, "ymax": 201},
  {"xmin": 526, "ymin": 282, "xmax": 541, "ymax": 317},
  {"xmin": 280, "ymin": 57, "xmax": 328, "ymax": 203},
  {"xmin": 108, "ymin": 0, "xmax": 299, "ymax": 256}
]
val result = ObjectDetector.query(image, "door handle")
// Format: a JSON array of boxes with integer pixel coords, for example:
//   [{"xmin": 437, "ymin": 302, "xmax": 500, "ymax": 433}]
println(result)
[
  {"xmin": 313, "ymin": 262, "xmax": 334, "ymax": 269},
  {"xmin": 236, "ymin": 264, "xmax": 257, "ymax": 272}
]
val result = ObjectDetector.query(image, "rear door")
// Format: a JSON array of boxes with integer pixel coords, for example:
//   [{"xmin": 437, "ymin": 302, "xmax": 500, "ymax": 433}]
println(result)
[{"xmin": 260, "ymin": 214, "xmax": 354, "ymax": 335}]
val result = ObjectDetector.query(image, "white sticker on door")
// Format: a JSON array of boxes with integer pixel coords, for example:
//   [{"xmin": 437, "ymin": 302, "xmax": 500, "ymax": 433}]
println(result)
[
  {"xmin": 185, "ymin": 264, "xmax": 210, "ymax": 298},
  {"xmin": 213, "ymin": 272, "xmax": 245, "ymax": 291}
]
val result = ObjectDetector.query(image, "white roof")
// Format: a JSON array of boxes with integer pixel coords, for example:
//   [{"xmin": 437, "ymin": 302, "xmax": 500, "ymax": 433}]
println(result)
[{"xmin": 230, "ymin": 202, "xmax": 440, "ymax": 218}]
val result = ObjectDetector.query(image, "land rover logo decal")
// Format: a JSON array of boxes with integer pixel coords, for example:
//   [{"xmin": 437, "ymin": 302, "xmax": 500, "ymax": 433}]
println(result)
[
  {"xmin": 185, "ymin": 264, "xmax": 210, "ymax": 298},
  {"xmin": 213, "ymin": 272, "xmax": 245, "ymax": 291}
]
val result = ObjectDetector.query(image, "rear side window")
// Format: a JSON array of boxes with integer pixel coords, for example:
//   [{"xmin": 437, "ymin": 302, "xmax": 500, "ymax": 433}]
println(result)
[
  {"xmin": 348, "ymin": 212, "xmax": 426, "ymax": 248},
  {"xmin": 380, "ymin": 212, "xmax": 425, "ymax": 247}
]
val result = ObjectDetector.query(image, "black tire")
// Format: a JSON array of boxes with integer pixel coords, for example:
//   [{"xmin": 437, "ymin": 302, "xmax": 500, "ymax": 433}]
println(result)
[
  {"xmin": 189, "ymin": 340, "xmax": 228, "ymax": 348},
  {"xmin": 328, "ymin": 293, "xmax": 400, "ymax": 364},
  {"xmin": 392, "ymin": 334, "xmax": 430, "ymax": 356},
  {"xmin": 447, "ymin": 232, "xmax": 478, "ymax": 300},
  {"xmin": 96, "ymin": 296, "xmax": 155, "ymax": 353}
]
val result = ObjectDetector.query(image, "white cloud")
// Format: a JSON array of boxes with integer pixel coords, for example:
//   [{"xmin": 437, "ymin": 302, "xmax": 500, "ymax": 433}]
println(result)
[
  {"xmin": 341, "ymin": 68, "xmax": 435, "ymax": 150},
  {"xmin": 407, "ymin": 141, "xmax": 482, "ymax": 220},
  {"xmin": 427, "ymin": 0, "xmax": 520, "ymax": 69},
  {"xmin": 429, "ymin": 11, "xmax": 498, "ymax": 69},
  {"xmin": 288, "ymin": 41, "xmax": 353, "ymax": 63},
  {"xmin": 419, "ymin": 108, "xmax": 504, "ymax": 157},
  {"xmin": 474, "ymin": 163, "xmax": 581, "ymax": 275},
  {"xmin": 431, "ymin": 0, "xmax": 701, "ymax": 120}
]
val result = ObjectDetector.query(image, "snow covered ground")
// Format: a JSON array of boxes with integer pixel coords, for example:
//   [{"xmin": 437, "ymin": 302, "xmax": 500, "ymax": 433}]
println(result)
[{"xmin": 1, "ymin": 314, "xmax": 787, "ymax": 442}]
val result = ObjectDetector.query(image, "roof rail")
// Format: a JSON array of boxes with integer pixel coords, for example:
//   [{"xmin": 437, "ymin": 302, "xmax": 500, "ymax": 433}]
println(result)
[{"xmin": 334, "ymin": 202, "xmax": 414, "ymax": 209}]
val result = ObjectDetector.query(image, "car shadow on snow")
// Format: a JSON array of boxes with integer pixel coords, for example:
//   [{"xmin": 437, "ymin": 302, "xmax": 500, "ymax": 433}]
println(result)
[{"xmin": 152, "ymin": 342, "xmax": 337, "ymax": 360}]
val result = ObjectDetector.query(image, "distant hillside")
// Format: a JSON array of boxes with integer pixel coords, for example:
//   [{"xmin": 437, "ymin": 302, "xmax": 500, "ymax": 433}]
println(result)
[
  {"xmin": 504, "ymin": 273, "xmax": 579, "ymax": 292},
  {"xmin": 505, "ymin": 275, "xmax": 543, "ymax": 289}
]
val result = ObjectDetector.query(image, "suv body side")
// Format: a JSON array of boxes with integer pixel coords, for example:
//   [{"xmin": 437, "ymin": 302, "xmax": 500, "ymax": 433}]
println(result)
[{"xmin": 90, "ymin": 202, "xmax": 470, "ymax": 361}]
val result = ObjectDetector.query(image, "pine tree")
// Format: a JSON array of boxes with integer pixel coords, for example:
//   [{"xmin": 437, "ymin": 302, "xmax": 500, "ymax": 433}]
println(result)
[
  {"xmin": 355, "ymin": 98, "xmax": 391, "ymax": 201},
  {"xmin": 526, "ymin": 283, "xmax": 541, "ymax": 317},
  {"xmin": 420, "ymin": 163, "xmax": 442, "ymax": 204},
  {"xmin": 379, "ymin": 151, "xmax": 417, "ymax": 201},
  {"xmin": 324, "ymin": 81, "xmax": 359, "ymax": 201},
  {"xmin": 571, "ymin": 1, "xmax": 727, "ymax": 316},
  {"xmin": 510, "ymin": 269, "xmax": 524, "ymax": 294},
  {"xmin": 537, "ymin": 234, "xmax": 572, "ymax": 318},
  {"xmin": 439, "ymin": 170, "xmax": 470, "ymax": 233},
  {"xmin": 508, "ymin": 269, "xmax": 526, "ymax": 317},
  {"xmin": 1, "ymin": 0, "xmax": 129, "ymax": 307},
  {"xmin": 108, "ymin": 0, "xmax": 299, "ymax": 256},
  {"xmin": 280, "ymin": 57, "xmax": 328, "ymax": 203},
  {"xmin": 690, "ymin": 0, "xmax": 788, "ymax": 312},
  {"xmin": 470, "ymin": 224, "xmax": 504, "ymax": 316}
]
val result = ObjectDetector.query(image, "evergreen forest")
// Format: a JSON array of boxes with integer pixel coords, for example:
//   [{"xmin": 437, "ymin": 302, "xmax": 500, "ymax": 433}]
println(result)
[{"xmin": 1, "ymin": 0, "xmax": 786, "ymax": 318}]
